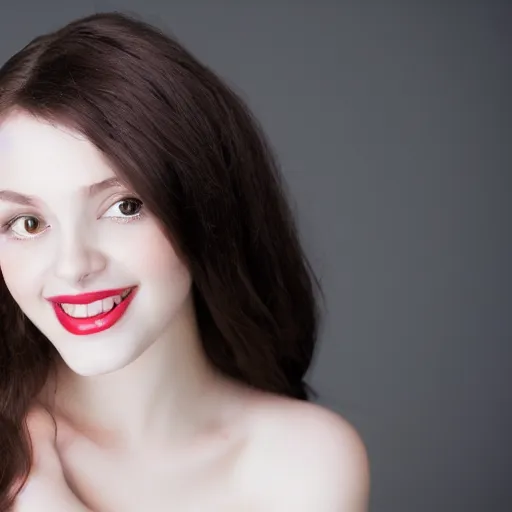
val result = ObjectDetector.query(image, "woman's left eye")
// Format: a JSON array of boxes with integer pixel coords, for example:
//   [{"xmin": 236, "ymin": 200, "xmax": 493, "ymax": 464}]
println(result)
[
  {"xmin": 104, "ymin": 197, "xmax": 144, "ymax": 222},
  {"xmin": 0, "ymin": 196, "xmax": 145, "ymax": 240}
]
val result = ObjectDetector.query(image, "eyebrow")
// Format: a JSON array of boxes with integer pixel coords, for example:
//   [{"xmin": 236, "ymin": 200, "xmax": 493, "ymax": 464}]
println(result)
[{"xmin": 0, "ymin": 177, "xmax": 124, "ymax": 206}]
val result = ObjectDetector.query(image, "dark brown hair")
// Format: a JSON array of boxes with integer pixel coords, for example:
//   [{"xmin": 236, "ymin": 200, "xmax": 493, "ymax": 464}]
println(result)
[{"xmin": 0, "ymin": 11, "xmax": 324, "ymax": 509}]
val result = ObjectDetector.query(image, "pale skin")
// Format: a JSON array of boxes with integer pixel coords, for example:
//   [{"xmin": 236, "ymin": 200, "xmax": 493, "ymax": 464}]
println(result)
[{"xmin": 1, "ymin": 110, "xmax": 370, "ymax": 511}]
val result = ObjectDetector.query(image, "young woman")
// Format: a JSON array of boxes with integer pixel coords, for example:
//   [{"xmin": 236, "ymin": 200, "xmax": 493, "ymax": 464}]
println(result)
[{"xmin": 0, "ymin": 11, "xmax": 369, "ymax": 511}]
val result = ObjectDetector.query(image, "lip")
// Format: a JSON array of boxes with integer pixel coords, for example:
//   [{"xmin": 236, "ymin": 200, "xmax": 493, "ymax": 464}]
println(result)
[
  {"xmin": 45, "ymin": 286, "xmax": 136, "ymax": 305},
  {"xmin": 50, "ymin": 286, "xmax": 138, "ymax": 335}
]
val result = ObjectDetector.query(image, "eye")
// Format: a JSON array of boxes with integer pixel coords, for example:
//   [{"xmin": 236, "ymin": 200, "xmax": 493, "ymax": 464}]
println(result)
[
  {"xmin": 4, "ymin": 216, "xmax": 44, "ymax": 239},
  {"xmin": 103, "ymin": 197, "xmax": 144, "ymax": 222},
  {"xmin": 1, "ymin": 196, "xmax": 145, "ymax": 240}
]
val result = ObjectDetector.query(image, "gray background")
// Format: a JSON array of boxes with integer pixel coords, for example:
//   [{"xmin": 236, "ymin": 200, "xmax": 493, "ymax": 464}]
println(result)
[{"xmin": 1, "ymin": 2, "xmax": 510, "ymax": 511}]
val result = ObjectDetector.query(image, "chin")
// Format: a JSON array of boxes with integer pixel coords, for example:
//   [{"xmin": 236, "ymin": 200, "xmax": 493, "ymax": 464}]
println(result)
[{"xmin": 55, "ymin": 342, "xmax": 146, "ymax": 378}]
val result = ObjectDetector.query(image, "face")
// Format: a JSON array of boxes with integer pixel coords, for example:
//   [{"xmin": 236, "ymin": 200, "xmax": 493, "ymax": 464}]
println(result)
[{"xmin": 0, "ymin": 111, "xmax": 193, "ymax": 376}]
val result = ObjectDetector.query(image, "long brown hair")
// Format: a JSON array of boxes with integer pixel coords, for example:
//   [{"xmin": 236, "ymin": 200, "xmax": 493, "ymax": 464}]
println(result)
[{"xmin": 0, "ymin": 11, "xmax": 324, "ymax": 509}]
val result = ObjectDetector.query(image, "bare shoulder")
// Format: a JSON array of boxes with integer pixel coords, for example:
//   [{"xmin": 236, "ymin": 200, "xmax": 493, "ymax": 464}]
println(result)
[{"xmin": 240, "ymin": 393, "xmax": 370, "ymax": 511}]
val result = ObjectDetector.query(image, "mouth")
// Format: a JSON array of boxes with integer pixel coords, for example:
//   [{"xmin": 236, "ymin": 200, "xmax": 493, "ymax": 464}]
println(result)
[
  {"xmin": 57, "ymin": 287, "xmax": 134, "ymax": 318},
  {"xmin": 52, "ymin": 286, "xmax": 138, "ymax": 336}
]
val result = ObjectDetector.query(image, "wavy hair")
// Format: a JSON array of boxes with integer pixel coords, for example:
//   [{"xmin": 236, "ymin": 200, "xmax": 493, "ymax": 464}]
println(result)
[{"xmin": 0, "ymin": 11, "xmax": 324, "ymax": 509}]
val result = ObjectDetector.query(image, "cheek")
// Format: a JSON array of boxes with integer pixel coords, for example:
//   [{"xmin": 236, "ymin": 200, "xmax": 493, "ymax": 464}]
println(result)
[
  {"xmin": 135, "ymin": 227, "xmax": 190, "ymax": 282},
  {"xmin": 0, "ymin": 251, "xmax": 37, "ymax": 304},
  {"xmin": 133, "ymin": 229, "xmax": 193, "ymax": 316}
]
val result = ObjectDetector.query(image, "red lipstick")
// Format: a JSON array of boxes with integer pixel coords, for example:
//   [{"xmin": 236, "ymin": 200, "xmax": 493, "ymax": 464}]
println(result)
[
  {"xmin": 46, "ymin": 286, "xmax": 138, "ymax": 336},
  {"xmin": 45, "ymin": 287, "xmax": 133, "ymax": 305}
]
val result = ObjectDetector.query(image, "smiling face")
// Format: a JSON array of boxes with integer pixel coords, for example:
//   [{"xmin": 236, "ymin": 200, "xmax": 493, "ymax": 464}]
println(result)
[{"xmin": 0, "ymin": 110, "xmax": 193, "ymax": 376}]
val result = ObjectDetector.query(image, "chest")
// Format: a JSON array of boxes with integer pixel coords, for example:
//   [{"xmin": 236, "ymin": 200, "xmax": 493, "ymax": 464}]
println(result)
[{"xmin": 57, "ymin": 431, "xmax": 259, "ymax": 512}]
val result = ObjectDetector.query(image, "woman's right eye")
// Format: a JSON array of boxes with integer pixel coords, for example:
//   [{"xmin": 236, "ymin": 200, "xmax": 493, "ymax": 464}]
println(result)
[{"xmin": 2, "ymin": 215, "xmax": 46, "ymax": 240}]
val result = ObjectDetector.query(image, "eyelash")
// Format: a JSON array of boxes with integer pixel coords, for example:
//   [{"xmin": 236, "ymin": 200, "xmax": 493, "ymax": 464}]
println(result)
[{"xmin": 0, "ymin": 196, "xmax": 145, "ymax": 242}]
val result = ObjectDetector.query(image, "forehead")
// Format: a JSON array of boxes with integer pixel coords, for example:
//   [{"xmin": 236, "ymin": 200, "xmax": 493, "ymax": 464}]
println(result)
[
  {"xmin": 0, "ymin": 110, "xmax": 85, "ymax": 153},
  {"xmin": 0, "ymin": 111, "xmax": 114, "ymax": 192}
]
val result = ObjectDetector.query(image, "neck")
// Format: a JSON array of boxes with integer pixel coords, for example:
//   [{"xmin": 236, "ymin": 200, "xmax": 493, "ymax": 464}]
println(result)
[{"xmin": 39, "ymin": 295, "xmax": 243, "ymax": 451}]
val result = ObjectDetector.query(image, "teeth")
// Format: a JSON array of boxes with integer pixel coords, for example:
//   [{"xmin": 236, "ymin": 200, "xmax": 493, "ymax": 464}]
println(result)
[{"xmin": 60, "ymin": 288, "xmax": 132, "ymax": 318}]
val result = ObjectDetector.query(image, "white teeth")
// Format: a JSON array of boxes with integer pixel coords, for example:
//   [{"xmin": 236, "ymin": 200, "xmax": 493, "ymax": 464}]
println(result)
[
  {"xmin": 87, "ymin": 299, "xmax": 104, "ymax": 317},
  {"xmin": 100, "ymin": 297, "xmax": 114, "ymax": 314},
  {"xmin": 60, "ymin": 291, "xmax": 130, "ymax": 319}
]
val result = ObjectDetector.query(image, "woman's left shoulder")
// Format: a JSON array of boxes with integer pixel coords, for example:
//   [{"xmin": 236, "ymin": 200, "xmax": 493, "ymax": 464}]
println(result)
[{"xmin": 241, "ymin": 394, "xmax": 370, "ymax": 511}]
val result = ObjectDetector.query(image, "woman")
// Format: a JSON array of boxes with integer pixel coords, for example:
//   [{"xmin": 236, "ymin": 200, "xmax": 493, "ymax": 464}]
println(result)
[{"xmin": 0, "ymin": 11, "xmax": 369, "ymax": 511}]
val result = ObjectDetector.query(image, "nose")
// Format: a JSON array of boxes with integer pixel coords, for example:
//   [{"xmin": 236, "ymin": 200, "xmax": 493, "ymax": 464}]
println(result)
[{"xmin": 52, "ymin": 230, "xmax": 107, "ymax": 286}]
